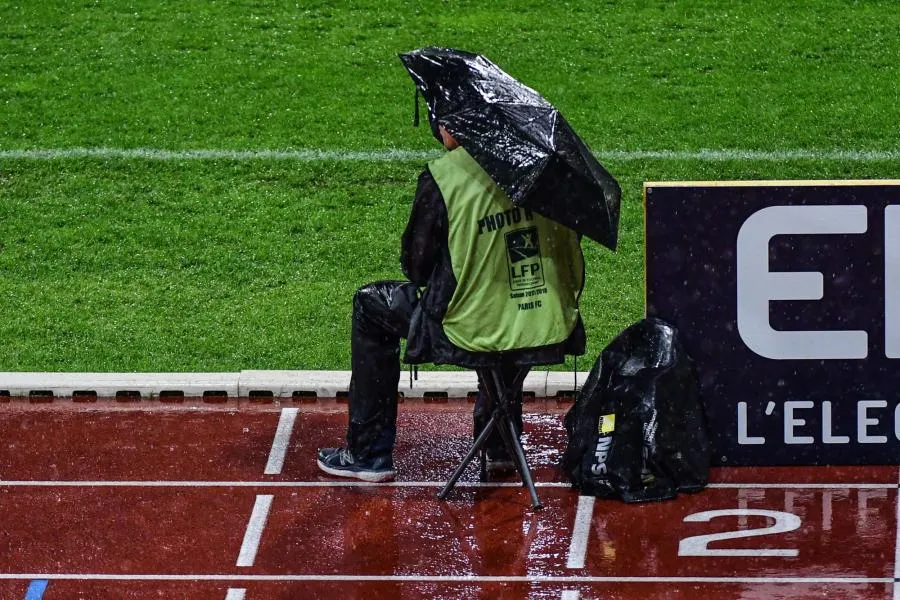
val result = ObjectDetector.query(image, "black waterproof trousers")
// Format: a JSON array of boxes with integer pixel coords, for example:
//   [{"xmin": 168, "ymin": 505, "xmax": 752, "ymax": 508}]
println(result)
[{"xmin": 347, "ymin": 280, "xmax": 523, "ymax": 460}]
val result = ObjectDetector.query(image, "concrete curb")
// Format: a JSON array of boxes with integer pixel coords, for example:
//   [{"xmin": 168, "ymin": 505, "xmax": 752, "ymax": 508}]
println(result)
[{"xmin": 0, "ymin": 370, "xmax": 589, "ymax": 400}]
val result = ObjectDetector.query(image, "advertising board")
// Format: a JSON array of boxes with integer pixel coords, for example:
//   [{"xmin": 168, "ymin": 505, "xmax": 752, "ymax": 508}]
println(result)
[{"xmin": 645, "ymin": 181, "xmax": 900, "ymax": 465}]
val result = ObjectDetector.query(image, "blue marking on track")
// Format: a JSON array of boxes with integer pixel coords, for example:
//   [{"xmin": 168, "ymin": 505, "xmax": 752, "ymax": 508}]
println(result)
[{"xmin": 25, "ymin": 580, "xmax": 48, "ymax": 600}]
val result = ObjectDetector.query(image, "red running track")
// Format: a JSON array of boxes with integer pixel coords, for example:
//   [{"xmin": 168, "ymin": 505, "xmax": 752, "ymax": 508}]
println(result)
[{"xmin": 0, "ymin": 399, "xmax": 897, "ymax": 599}]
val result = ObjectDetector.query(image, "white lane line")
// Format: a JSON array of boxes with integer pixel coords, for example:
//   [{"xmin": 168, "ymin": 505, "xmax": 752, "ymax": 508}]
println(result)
[
  {"xmin": 0, "ymin": 480, "xmax": 572, "ymax": 488},
  {"xmin": 0, "ymin": 574, "xmax": 889, "ymax": 584},
  {"xmin": 708, "ymin": 483, "xmax": 898, "ymax": 490},
  {"xmin": 225, "ymin": 589, "xmax": 246, "ymax": 600},
  {"xmin": 236, "ymin": 495, "xmax": 274, "ymax": 567},
  {"xmin": 1, "ymin": 147, "xmax": 898, "ymax": 162},
  {"xmin": 561, "ymin": 591, "xmax": 580, "ymax": 600},
  {"xmin": 893, "ymin": 467, "xmax": 900, "ymax": 600},
  {"xmin": 264, "ymin": 408, "xmax": 299, "ymax": 475},
  {"xmin": 0, "ymin": 480, "xmax": 891, "ymax": 489},
  {"xmin": 566, "ymin": 495, "xmax": 595, "ymax": 569}
]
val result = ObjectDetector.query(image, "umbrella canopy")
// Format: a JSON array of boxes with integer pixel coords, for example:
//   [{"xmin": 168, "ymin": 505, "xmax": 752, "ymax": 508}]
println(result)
[{"xmin": 399, "ymin": 47, "xmax": 621, "ymax": 250}]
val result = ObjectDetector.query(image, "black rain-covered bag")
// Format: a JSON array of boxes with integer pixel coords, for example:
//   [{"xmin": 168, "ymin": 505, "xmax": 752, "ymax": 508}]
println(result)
[{"xmin": 561, "ymin": 317, "xmax": 710, "ymax": 503}]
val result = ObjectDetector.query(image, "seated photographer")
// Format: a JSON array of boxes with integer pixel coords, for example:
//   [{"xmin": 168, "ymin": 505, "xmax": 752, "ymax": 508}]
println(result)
[{"xmin": 317, "ymin": 122, "xmax": 586, "ymax": 482}]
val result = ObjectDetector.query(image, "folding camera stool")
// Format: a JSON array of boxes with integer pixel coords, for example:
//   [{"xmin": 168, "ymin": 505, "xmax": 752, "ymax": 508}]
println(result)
[{"xmin": 436, "ymin": 365, "xmax": 542, "ymax": 510}]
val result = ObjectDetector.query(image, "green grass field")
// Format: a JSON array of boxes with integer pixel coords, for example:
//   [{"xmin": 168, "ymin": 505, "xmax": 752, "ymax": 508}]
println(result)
[{"xmin": 1, "ymin": 1, "xmax": 898, "ymax": 371}]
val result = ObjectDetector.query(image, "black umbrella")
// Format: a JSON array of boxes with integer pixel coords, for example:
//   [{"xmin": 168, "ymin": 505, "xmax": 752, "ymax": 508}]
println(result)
[{"xmin": 399, "ymin": 47, "xmax": 621, "ymax": 250}]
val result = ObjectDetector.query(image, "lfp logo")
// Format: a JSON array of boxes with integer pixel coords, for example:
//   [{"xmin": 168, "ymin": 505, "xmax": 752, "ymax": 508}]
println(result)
[
  {"xmin": 505, "ymin": 227, "xmax": 545, "ymax": 291},
  {"xmin": 645, "ymin": 181, "xmax": 900, "ymax": 466}
]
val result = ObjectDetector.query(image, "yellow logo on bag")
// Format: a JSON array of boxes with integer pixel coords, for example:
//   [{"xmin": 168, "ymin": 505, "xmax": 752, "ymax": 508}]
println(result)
[{"xmin": 598, "ymin": 413, "xmax": 615, "ymax": 435}]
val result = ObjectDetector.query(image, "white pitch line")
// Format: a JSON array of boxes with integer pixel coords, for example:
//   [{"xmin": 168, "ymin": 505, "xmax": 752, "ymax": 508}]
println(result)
[
  {"xmin": 264, "ymin": 408, "xmax": 299, "ymax": 475},
  {"xmin": 0, "ymin": 147, "xmax": 439, "ymax": 162},
  {"xmin": 566, "ymin": 495, "xmax": 595, "ymax": 569},
  {"xmin": 0, "ymin": 147, "xmax": 898, "ymax": 162},
  {"xmin": 604, "ymin": 148, "xmax": 900, "ymax": 161},
  {"xmin": 236, "ymin": 495, "xmax": 273, "ymax": 567},
  {"xmin": 225, "ymin": 589, "xmax": 246, "ymax": 600}
]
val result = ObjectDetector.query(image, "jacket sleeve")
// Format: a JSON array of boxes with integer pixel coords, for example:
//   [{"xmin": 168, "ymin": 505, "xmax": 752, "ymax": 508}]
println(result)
[{"xmin": 401, "ymin": 168, "xmax": 447, "ymax": 286}]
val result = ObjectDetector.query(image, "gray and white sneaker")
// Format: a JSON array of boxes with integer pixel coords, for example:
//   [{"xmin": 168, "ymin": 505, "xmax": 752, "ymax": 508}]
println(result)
[{"xmin": 316, "ymin": 447, "xmax": 396, "ymax": 483}]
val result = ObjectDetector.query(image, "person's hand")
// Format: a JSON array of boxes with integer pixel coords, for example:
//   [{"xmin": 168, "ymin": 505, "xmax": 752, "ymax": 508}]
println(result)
[{"xmin": 438, "ymin": 125, "xmax": 460, "ymax": 150}]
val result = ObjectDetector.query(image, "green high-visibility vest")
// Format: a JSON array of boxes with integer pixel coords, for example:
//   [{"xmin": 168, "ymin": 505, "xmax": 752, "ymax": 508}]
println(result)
[{"xmin": 428, "ymin": 147, "xmax": 584, "ymax": 353}]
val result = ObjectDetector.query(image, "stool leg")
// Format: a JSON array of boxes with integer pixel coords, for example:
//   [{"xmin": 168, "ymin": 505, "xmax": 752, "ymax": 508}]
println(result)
[
  {"xmin": 437, "ymin": 411, "xmax": 500, "ymax": 500},
  {"xmin": 504, "ymin": 417, "xmax": 542, "ymax": 510}
]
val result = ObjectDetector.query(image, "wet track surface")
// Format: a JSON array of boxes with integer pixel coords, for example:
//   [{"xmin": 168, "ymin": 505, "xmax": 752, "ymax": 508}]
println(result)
[{"xmin": 0, "ymin": 399, "xmax": 897, "ymax": 599}]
